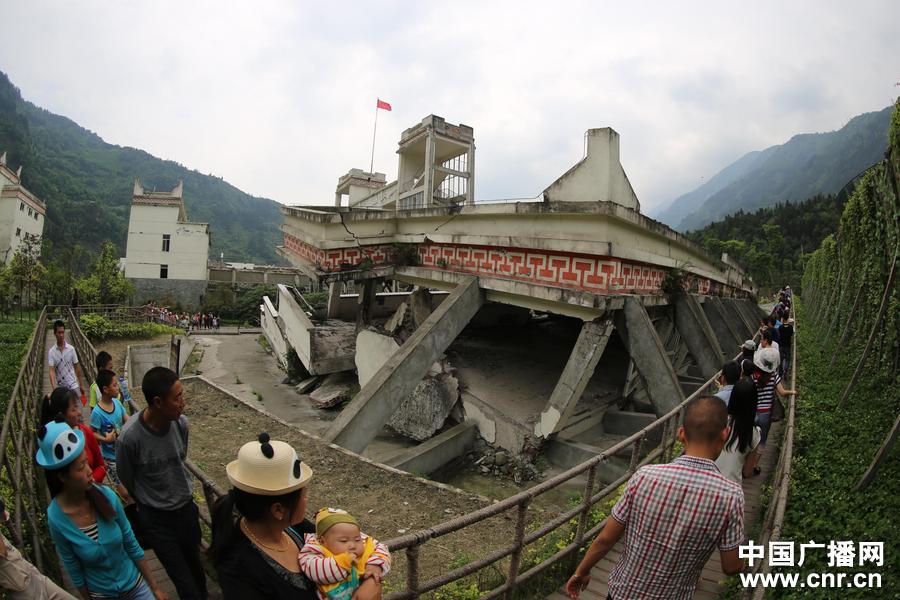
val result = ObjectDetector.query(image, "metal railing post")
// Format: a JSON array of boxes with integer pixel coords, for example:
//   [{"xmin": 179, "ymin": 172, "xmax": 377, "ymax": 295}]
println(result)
[
  {"xmin": 503, "ymin": 500, "xmax": 530, "ymax": 598},
  {"xmin": 406, "ymin": 545, "xmax": 421, "ymax": 600}
]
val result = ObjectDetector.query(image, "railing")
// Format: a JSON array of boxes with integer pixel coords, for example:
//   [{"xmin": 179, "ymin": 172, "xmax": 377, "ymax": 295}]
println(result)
[
  {"xmin": 59, "ymin": 304, "xmax": 788, "ymax": 599},
  {"xmin": 0, "ymin": 307, "xmax": 54, "ymax": 573},
  {"xmin": 745, "ymin": 314, "xmax": 799, "ymax": 600}
]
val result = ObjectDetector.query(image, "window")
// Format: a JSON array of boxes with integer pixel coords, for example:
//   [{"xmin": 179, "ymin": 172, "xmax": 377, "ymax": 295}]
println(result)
[
  {"xmin": 34, "ymin": 212, "xmax": 38, "ymax": 221},
  {"xmin": 27, "ymin": 207, "xmax": 32, "ymax": 217},
  {"xmin": 15, "ymin": 228, "xmax": 20, "ymax": 237},
  {"xmin": 162, "ymin": 234, "xmax": 171, "ymax": 252},
  {"xmin": 160, "ymin": 264, "xmax": 169, "ymax": 279},
  {"xmin": 19, "ymin": 203, "xmax": 24, "ymax": 212}
]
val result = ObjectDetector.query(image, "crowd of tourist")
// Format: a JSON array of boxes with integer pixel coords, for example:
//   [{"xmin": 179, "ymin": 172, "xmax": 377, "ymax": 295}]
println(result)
[
  {"xmin": 0, "ymin": 286, "xmax": 796, "ymax": 600},
  {"xmin": 146, "ymin": 303, "xmax": 220, "ymax": 332},
  {"xmin": 566, "ymin": 286, "xmax": 797, "ymax": 599}
]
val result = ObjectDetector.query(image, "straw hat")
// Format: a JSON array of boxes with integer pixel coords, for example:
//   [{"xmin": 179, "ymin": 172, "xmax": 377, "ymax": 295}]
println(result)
[
  {"xmin": 226, "ymin": 433, "xmax": 313, "ymax": 495},
  {"xmin": 753, "ymin": 347, "xmax": 780, "ymax": 374},
  {"xmin": 35, "ymin": 421, "xmax": 84, "ymax": 470}
]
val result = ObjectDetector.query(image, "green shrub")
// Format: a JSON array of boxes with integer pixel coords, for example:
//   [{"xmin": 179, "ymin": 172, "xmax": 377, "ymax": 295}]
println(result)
[{"xmin": 79, "ymin": 314, "xmax": 181, "ymax": 342}]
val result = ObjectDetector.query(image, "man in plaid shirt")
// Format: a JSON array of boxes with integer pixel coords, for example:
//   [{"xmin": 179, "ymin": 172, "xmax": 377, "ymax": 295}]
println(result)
[{"xmin": 566, "ymin": 396, "xmax": 746, "ymax": 599}]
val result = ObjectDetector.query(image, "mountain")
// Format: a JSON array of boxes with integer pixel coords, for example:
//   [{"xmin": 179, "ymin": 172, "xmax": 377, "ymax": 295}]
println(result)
[
  {"xmin": 655, "ymin": 106, "xmax": 892, "ymax": 232},
  {"xmin": 0, "ymin": 71, "xmax": 284, "ymax": 264}
]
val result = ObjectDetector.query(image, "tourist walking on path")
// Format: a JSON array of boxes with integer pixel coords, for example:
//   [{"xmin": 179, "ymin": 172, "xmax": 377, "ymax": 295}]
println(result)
[
  {"xmin": 714, "ymin": 361, "xmax": 741, "ymax": 406},
  {"xmin": 48, "ymin": 320, "xmax": 86, "ymax": 405},
  {"xmin": 715, "ymin": 379, "xmax": 762, "ymax": 484},
  {"xmin": 117, "ymin": 368, "xmax": 208, "ymax": 600},
  {"xmin": 751, "ymin": 346, "xmax": 796, "ymax": 454},
  {"xmin": 0, "ymin": 497, "xmax": 77, "ymax": 600},
  {"xmin": 37, "ymin": 421, "xmax": 169, "ymax": 600},
  {"xmin": 210, "ymin": 433, "xmax": 323, "ymax": 600},
  {"xmin": 565, "ymin": 396, "xmax": 746, "ymax": 599},
  {"xmin": 40, "ymin": 387, "xmax": 106, "ymax": 484}
]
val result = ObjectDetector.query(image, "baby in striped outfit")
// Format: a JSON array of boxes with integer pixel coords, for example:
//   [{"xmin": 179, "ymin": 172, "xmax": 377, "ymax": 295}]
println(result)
[{"xmin": 299, "ymin": 508, "xmax": 390, "ymax": 600}]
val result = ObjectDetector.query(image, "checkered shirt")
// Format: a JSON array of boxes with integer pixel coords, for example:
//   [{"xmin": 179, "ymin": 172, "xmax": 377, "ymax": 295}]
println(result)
[{"xmin": 608, "ymin": 455, "xmax": 744, "ymax": 599}]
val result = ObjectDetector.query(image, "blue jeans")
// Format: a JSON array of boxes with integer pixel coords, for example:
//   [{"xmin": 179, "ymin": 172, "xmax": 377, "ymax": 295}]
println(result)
[
  {"xmin": 93, "ymin": 578, "xmax": 156, "ymax": 600},
  {"xmin": 756, "ymin": 412, "xmax": 772, "ymax": 446}
]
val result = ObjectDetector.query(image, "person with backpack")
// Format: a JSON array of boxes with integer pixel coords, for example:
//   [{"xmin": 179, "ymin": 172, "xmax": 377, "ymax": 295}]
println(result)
[{"xmin": 751, "ymin": 347, "xmax": 796, "ymax": 468}]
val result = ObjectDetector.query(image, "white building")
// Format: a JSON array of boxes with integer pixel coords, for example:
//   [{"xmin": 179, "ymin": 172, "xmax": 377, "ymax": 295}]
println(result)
[
  {"xmin": 0, "ymin": 151, "xmax": 45, "ymax": 264},
  {"xmin": 124, "ymin": 178, "xmax": 209, "ymax": 308}
]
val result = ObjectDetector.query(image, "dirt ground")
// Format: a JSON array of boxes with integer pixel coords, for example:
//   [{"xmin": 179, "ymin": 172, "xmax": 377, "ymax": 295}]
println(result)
[{"xmin": 181, "ymin": 378, "xmax": 548, "ymax": 590}]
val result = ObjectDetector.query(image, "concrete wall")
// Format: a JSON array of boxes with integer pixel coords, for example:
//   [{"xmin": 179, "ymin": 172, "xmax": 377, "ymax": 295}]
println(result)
[
  {"xmin": 276, "ymin": 284, "xmax": 314, "ymax": 368},
  {"xmin": 0, "ymin": 190, "xmax": 45, "ymax": 264},
  {"xmin": 543, "ymin": 128, "xmax": 640, "ymax": 211},
  {"xmin": 124, "ymin": 204, "xmax": 209, "ymax": 280},
  {"xmin": 128, "ymin": 343, "xmax": 171, "ymax": 390},
  {"xmin": 131, "ymin": 278, "xmax": 207, "ymax": 310},
  {"xmin": 260, "ymin": 295, "xmax": 289, "ymax": 368}
]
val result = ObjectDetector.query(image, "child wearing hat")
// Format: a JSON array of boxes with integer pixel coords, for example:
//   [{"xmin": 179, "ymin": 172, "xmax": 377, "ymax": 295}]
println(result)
[{"xmin": 299, "ymin": 508, "xmax": 390, "ymax": 600}]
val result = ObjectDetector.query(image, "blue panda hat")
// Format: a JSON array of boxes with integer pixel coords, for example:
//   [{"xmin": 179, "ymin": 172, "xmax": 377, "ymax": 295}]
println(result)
[{"xmin": 35, "ymin": 420, "xmax": 84, "ymax": 470}]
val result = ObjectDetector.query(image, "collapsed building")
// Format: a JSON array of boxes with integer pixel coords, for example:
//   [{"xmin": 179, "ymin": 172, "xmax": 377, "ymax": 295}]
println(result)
[{"xmin": 261, "ymin": 114, "xmax": 762, "ymax": 485}]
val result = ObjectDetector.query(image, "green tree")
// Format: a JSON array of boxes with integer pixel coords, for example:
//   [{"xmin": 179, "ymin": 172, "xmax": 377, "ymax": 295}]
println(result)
[
  {"xmin": 8, "ymin": 233, "xmax": 45, "ymax": 307},
  {"xmin": 73, "ymin": 242, "xmax": 133, "ymax": 305}
]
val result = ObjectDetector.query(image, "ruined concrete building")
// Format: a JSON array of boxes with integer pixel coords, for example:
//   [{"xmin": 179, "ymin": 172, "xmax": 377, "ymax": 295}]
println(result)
[{"xmin": 263, "ymin": 114, "xmax": 762, "ymax": 483}]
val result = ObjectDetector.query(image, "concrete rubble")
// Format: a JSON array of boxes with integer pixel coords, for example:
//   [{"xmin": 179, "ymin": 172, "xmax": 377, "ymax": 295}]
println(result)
[{"xmin": 309, "ymin": 371, "xmax": 357, "ymax": 409}]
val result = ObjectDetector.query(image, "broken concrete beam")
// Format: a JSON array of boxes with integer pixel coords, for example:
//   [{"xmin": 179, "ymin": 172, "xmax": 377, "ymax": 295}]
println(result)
[
  {"xmin": 383, "ymin": 301, "xmax": 408, "ymax": 334},
  {"xmin": 674, "ymin": 294, "xmax": 725, "ymax": 378},
  {"xmin": 355, "ymin": 330, "xmax": 402, "ymax": 387},
  {"xmin": 326, "ymin": 281, "xmax": 342, "ymax": 319},
  {"xmin": 409, "ymin": 287, "xmax": 433, "ymax": 329},
  {"xmin": 386, "ymin": 421, "xmax": 477, "ymax": 475},
  {"xmin": 461, "ymin": 392, "xmax": 533, "ymax": 454},
  {"xmin": 325, "ymin": 276, "xmax": 484, "ymax": 453},
  {"xmin": 545, "ymin": 438, "xmax": 630, "ymax": 483},
  {"xmin": 702, "ymin": 298, "xmax": 743, "ymax": 352},
  {"xmin": 295, "ymin": 377, "xmax": 320, "ymax": 394},
  {"xmin": 601, "ymin": 409, "xmax": 658, "ymax": 436},
  {"xmin": 309, "ymin": 371, "xmax": 357, "ymax": 409},
  {"xmin": 534, "ymin": 315, "xmax": 614, "ymax": 439},
  {"xmin": 388, "ymin": 366, "xmax": 460, "ymax": 441},
  {"xmin": 721, "ymin": 298, "xmax": 754, "ymax": 339},
  {"xmin": 615, "ymin": 297, "xmax": 684, "ymax": 416}
]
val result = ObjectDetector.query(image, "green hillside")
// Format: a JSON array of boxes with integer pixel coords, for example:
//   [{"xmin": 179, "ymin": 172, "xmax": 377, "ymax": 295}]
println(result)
[
  {"xmin": 687, "ymin": 192, "xmax": 849, "ymax": 294},
  {"xmin": 0, "ymin": 71, "xmax": 283, "ymax": 264},
  {"xmin": 657, "ymin": 106, "xmax": 892, "ymax": 232}
]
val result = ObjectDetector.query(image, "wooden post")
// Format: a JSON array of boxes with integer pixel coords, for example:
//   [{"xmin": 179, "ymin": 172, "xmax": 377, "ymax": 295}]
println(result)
[
  {"xmin": 829, "ymin": 282, "xmax": 865, "ymax": 368},
  {"xmin": 836, "ymin": 254, "xmax": 897, "ymax": 410},
  {"xmin": 854, "ymin": 413, "xmax": 900, "ymax": 491}
]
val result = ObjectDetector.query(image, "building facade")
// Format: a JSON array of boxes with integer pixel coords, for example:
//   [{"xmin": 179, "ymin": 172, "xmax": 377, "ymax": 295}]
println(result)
[
  {"xmin": 124, "ymin": 178, "xmax": 209, "ymax": 308},
  {"xmin": 0, "ymin": 152, "xmax": 45, "ymax": 264}
]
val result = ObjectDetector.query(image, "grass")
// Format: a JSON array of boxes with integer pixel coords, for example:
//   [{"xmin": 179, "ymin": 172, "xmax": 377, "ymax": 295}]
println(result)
[
  {"xmin": 0, "ymin": 317, "xmax": 38, "ymax": 413},
  {"xmin": 771, "ymin": 301, "xmax": 899, "ymax": 598}
]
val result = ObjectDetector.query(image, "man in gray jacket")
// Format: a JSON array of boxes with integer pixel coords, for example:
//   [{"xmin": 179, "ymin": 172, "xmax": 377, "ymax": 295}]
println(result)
[{"xmin": 117, "ymin": 367, "xmax": 208, "ymax": 600}]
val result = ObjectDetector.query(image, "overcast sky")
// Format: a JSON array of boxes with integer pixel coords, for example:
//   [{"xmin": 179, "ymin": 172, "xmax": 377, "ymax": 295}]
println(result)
[{"xmin": 2, "ymin": 1, "xmax": 898, "ymax": 213}]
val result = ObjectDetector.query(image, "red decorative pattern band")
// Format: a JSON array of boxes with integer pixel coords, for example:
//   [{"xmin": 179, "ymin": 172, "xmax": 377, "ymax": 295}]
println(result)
[{"xmin": 282, "ymin": 234, "xmax": 735, "ymax": 297}]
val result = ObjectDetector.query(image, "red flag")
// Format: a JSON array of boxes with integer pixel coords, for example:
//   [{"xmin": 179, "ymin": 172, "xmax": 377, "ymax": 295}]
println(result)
[{"xmin": 376, "ymin": 99, "xmax": 392, "ymax": 111}]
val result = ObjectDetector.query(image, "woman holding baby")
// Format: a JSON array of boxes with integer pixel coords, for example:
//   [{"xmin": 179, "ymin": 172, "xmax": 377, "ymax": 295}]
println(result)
[{"xmin": 210, "ymin": 433, "xmax": 389, "ymax": 600}]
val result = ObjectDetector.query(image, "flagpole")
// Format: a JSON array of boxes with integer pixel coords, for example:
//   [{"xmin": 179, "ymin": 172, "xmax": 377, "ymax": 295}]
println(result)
[{"xmin": 370, "ymin": 101, "xmax": 379, "ymax": 174}]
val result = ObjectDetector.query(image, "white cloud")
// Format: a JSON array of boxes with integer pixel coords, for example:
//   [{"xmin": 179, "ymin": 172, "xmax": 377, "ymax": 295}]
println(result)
[{"xmin": 2, "ymin": 0, "xmax": 898, "ymax": 212}]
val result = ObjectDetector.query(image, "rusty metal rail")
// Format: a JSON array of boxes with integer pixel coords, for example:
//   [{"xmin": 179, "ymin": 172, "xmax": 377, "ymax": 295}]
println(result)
[{"xmin": 0, "ymin": 307, "xmax": 53, "ymax": 573}]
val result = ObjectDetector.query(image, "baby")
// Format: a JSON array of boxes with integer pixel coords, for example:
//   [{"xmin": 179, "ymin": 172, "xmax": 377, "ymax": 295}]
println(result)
[{"xmin": 299, "ymin": 508, "xmax": 391, "ymax": 600}]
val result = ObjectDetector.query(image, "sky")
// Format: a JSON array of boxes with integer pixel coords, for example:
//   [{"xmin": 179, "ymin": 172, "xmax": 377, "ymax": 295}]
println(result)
[{"xmin": 1, "ymin": 1, "xmax": 898, "ymax": 214}]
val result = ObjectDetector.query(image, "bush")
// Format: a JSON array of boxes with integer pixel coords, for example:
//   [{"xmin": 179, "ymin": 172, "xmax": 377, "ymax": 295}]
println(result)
[
  {"xmin": 0, "ymin": 319, "xmax": 36, "ymax": 413},
  {"xmin": 79, "ymin": 314, "xmax": 181, "ymax": 342}
]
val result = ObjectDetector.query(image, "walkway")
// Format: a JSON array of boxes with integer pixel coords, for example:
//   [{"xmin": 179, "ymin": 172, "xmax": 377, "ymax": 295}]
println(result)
[
  {"xmin": 548, "ymin": 421, "xmax": 784, "ymax": 599},
  {"xmin": 44, "ymin": 331, "xmax": 181, "ymax": 600}
]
